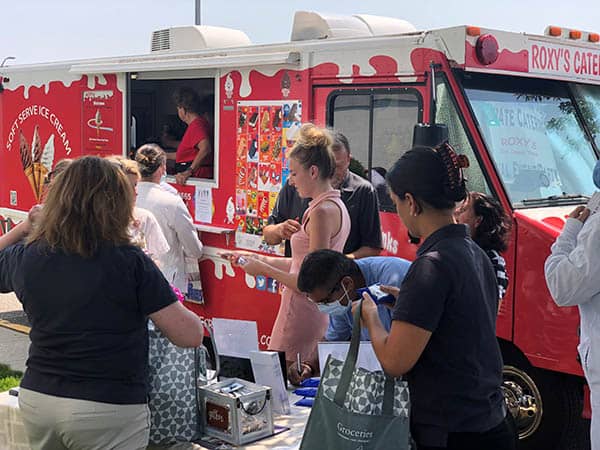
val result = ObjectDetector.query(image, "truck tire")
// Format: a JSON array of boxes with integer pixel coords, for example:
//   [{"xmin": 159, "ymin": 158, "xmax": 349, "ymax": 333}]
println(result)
[{"xmin": 501, "ymin": 354, "xmax": 589, "ymax": 450}]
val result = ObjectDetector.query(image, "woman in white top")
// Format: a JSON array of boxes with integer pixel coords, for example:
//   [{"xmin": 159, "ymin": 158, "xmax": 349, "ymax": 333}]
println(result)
[
  {"xmin": 134, "ymin": 144, "xmax": 203, "ymax": 291},
  {"xmin": 545, "ymin": 164, "xmax": 600, "ymax": 450},
  {"xmin": 107, "ymin": 156, "xmax": 169, "ymax": 261}
]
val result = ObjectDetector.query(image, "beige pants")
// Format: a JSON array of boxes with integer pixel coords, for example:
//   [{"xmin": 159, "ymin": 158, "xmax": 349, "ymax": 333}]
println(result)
[{"xmin": 18, "ymin": 388, "xmax": 150, "ymax": 450}]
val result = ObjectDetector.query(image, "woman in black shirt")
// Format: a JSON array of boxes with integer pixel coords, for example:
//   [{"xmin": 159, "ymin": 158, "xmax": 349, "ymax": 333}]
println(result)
[
  {"xmin": 0, "ymin": 156, "xmax": 204, "ymax": 450},
  {"xmin": 356, "ymin": 144, "xmax": 516, "ymax": 450}
]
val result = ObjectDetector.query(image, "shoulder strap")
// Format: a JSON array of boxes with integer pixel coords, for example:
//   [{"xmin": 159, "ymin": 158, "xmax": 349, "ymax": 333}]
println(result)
[{"xmin": 334, "ymin": 299, "xmax": 363, "ymax": 406}]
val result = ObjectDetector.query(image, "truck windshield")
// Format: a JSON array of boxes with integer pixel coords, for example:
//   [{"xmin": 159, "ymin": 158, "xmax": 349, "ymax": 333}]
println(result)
[{"xmin": 461, "ymin": 73, "xmax": 599, "ymax": 207}]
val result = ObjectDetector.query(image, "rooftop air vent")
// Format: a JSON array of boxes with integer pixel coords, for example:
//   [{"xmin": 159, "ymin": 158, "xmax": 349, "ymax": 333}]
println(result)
[
  {"xmin": 151, "ymin": 29, "xmax": 171, "ymax": 52},
  {"xmin": 291, "ymin": 11, "xmax": 416, "ymax": 41},
  {"xmin": 353, "ymin": 14, "xmax": 417, "ymax": 36},
  {"xmin": 150, "ymin": 25, "xmax": 251, "ymax": 53}
]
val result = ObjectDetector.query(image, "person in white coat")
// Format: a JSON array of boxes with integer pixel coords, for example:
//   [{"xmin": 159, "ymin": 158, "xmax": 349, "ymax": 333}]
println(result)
[
  {"xmin": 135, "ymin": 144, "xmax": 203, "ymax": 292},
  {"xmin": 545, "ymin": 167, "xmax": 600, "ymax": 449},
  {"xmin": 106, "ymin": 156, "xmax": 170, "ymax": 262}
]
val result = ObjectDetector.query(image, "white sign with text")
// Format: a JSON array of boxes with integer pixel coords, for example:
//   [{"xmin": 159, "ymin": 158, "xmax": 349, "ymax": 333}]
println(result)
[{"xmin": 529, "ymin": 40, "xmax": 600, "ymax": 81}]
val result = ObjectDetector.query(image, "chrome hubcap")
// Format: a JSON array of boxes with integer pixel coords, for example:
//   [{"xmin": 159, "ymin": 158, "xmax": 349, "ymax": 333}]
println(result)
[{"xmin": 502, "ymin": 365, "xmax": 543, "ymax": 439}]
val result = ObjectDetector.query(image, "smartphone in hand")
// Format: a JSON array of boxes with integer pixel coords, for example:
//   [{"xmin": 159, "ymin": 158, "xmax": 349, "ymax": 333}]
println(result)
[{"xmin": 356, "ymin": 284, "xmax": 396, "ymax": 305}]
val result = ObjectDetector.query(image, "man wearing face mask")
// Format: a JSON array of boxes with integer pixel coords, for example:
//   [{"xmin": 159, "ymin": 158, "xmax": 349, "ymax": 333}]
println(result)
[{"xmin": 290, "ymin": 249, "xmax": 411, "ymax": 385}]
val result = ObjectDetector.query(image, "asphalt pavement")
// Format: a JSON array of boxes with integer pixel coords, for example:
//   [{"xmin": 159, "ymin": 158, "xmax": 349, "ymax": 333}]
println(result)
[{"xmin": 0, "ymin": 293, "xmax": 29, "ymax": 373}]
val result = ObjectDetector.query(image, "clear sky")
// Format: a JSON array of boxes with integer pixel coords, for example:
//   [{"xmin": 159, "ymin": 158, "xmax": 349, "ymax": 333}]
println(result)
[{"xmin": 2, "ymin": 0, "xmax": 600, "ymax": 65}]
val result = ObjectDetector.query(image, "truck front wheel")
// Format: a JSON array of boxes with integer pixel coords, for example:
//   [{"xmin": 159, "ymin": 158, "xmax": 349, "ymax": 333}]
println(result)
[{"xmin": 501, "ymin": 360, "xmax": 589, "ymax": 450}]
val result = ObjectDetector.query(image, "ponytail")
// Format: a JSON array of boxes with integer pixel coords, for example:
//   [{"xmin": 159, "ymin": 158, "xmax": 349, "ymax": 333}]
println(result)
[
  {"xmin": 135, "ymin": 144, "xmax": 166, "ymax": 178},
  {"xmin": 436, "ymin": 142, "xmax": 469, "ymax": 203},
  {"xmin": 288, "ymin": 124, "xmax": 335, "ymax": 179}
]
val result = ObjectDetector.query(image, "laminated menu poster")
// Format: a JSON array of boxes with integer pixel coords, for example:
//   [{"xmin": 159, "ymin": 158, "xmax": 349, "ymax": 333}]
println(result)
[
  {"xmin": 82, "ymin": 90, "xmax": 117, "ymax": 155},
  {"xmin": 235, "ymin": 100, "xmax": 302, "ymax": 255}
]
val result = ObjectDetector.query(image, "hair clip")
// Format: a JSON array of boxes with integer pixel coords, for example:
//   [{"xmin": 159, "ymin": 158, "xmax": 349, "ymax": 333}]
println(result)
[
  {"xmin": 435, "ymin": 142, "xmax": 469, "ymax": 191},
  {"xmin": 456, "ymin": 154, "xmax": 470, "ymax": 169}
]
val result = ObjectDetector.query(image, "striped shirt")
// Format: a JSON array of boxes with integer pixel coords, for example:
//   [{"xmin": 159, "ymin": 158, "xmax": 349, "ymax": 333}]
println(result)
[{"xmin": 486, "ymin": 249, "xmax": 509, "ymax": 301}]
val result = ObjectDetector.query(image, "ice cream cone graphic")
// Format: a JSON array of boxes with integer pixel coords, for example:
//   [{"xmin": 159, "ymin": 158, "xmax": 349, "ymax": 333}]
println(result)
[
  {"xmin": 31, "ymin": 125, "xmax": 43, "ymax": 193},
  {"xmin": 19, "ymin": 127, "xmax": 55, "ymax": 202},
  {"xmin": 24, "ymin": 165, "xmax": 39, "ymax": 201},
  {"xmin": 32, "ymin": 163, "xmax": 49, "ymax": 201}
]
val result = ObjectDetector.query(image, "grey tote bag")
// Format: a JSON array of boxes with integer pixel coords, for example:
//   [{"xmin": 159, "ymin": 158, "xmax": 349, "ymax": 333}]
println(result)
[{"xmin": 299, "ymin": 300, "xmax": 410, "ymax": 450}]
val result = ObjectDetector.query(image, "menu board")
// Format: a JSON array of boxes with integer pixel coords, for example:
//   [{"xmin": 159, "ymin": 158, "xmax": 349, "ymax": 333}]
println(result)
[
  {"xmin": 234, "ymin": 100, "xmax": 302, "ymax": 254},
  {"xmin": 82, "ymin": 90, "xmax": 117, "ymax": 155}
]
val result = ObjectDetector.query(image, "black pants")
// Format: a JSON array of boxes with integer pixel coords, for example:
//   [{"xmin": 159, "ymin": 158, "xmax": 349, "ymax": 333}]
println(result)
[
  {"xmin": 174, "ymin": 161, "xmax": 192, "ymax": 173},
  {"xmin": 417, "ymin": 414, "xmax": 518, "ymax": 450}
]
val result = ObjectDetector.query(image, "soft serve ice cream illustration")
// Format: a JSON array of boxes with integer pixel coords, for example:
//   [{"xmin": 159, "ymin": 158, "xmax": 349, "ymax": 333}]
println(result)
[
  {"xmin": 19, "ymin": 126, "xmax": 55, "ymax": 201},
  {"xmin": 225, "ymin": 73, "xmax": 234, "ymax": 99}
]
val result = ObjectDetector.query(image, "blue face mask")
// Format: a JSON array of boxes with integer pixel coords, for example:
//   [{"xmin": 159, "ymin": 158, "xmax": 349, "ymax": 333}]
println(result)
[
  {"xmin": 317, "ymin": 283, "xmax": 351, "ymax": 316},
  {"xmin": 593, "ymin": 160, "xmax": 600, "ymax": 190}
]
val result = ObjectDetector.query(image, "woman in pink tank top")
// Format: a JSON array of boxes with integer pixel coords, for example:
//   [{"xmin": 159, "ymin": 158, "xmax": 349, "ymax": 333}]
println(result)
[{"xmin": 224, "ymin": 124, "xmax": 350, "ymax": 370}]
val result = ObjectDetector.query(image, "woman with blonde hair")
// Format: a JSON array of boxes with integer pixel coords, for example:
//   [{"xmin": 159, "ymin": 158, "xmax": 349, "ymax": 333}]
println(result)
[
  {"xmin": 223, "ymin": 124, "xmax": 350, "ymax": 371},
  {"xmin": 0, "ymin": 156, "xmax": 204, "ymax": 450},
  {"xmin": 106, "ymin": 155, "xmax": 169, "ymax": 260}
]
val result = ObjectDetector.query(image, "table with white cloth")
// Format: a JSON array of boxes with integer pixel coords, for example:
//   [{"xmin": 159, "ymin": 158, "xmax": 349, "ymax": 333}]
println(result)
[
  {"xmin": 0, "ymin": 391, "xmax": 29, "ymax": 450},
  {"xmin": 0, "ymin": 390, "xmax": 311, "ymax": 450}
]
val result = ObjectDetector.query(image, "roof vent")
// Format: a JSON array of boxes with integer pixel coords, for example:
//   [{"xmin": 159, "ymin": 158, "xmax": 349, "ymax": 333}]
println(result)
[
  {"xmin": 150, "ymin": 25, "xmax": 251, "ymax": 53},
  {"xmin": 291, "ymin": 11, "xmax": 416, "ymax": 41},
  {"xmin": 151, "ymin": 29, "xmax": 171, "ymax": 52},
  {"xmin": 353, "ymin": 14, "xmax": 417, "ymax": 36}
]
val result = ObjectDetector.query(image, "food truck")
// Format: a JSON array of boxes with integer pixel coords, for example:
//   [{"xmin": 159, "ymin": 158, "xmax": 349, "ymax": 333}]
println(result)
[{"xmin": 1, "ymin": 11, "xmax": 599, "ymax": 449}]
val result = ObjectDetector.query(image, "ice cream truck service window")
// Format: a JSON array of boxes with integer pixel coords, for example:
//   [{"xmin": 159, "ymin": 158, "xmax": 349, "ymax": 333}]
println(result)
[{"xmin": 129, "ymin": 76, "xmax": 216, "ymax": 182}]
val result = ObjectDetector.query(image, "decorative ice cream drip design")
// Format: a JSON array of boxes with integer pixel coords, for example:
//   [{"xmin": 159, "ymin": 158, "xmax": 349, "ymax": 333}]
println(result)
[
  {"xmin": 225, "ymin": 73, "xmax": 234, "ymax": 99},
  {"xmin": 245, "ymin": 273, "xmax": 256, "ymax": 289},
  {"xmin": 212, "ymin": 258, "xmax": 235, "ymax": 280},
  {"xmin": 281, "ymin": 71, "xmax": 291, "ymax": 98}
]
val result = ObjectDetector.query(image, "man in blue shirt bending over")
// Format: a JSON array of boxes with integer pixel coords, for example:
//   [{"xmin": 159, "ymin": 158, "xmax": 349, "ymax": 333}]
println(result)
[{"xmin": 290, "ymin": 249, "xmax": 411, "ymax": 384}]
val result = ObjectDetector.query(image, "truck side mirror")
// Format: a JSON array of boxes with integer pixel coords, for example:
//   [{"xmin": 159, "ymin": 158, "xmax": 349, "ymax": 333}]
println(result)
[{"xmin": 412, "ymin": 123, "xmax": 449, "ymax": 148}]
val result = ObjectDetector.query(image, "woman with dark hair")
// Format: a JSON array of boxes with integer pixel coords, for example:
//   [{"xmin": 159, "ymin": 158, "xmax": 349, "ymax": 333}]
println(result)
[
  {"xmin": 0, "ymin": 156, "xmax": 204, "ymax": 449},
  {"xmin": 135, "ymin": 144, "xmax": 203, "ymax": 292},
  {"xmin": 356, "ymin": 144, "xmax": 516, "ymax": 450},
  {"xmin": 222, "ymin": 124, "xmax": 350, "ymax": 370},
  {"xmin": 456, "ymin": 192, "xmax": 512, "ymax": 301},
  {"xmin": 172, "ymin": 87, "xmax": 213, "ymax": 183}
]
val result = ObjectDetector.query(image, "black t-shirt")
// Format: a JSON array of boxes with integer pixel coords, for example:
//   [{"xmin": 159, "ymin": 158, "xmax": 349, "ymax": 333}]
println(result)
[
  {"xmin": 0, "ymin": 241, "xmax": 177, "ymax": 405},
  {"xmin": 267, "ymin": 172, "xmax": 382, "ymax": 256},
  {"xmin": 392, "ymin": 224, "xmax": 505, "ymax": 447},
  {"xmin": 267, "ymin": 180, "xmax": 309, "ymax": 257}
]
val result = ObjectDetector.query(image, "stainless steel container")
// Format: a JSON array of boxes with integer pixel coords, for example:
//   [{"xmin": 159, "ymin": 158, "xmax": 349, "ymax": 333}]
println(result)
[{"xmin": 198, "ymin": 378, "xmax": 274, "ymax": 446}]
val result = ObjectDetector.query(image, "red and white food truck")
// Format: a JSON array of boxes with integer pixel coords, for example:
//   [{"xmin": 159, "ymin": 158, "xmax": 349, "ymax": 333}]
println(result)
[{"xmin": 1, "ymin": 11, "xmax": 599, "ymax": 449}]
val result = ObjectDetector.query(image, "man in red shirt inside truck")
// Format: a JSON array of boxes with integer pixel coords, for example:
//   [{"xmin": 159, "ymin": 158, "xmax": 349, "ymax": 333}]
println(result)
[{"xmin": 173, "ymin": 88, "xmax": 214, "ymax": 184}]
